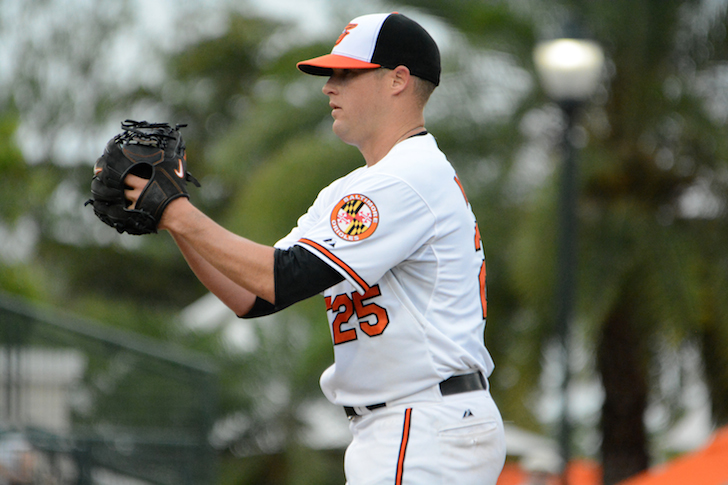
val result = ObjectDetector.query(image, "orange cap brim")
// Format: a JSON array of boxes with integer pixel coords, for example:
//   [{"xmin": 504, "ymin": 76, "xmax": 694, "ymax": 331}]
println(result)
[{"xmin": 297, "ymin": 54, "xmax": 381, "ymax": 76}]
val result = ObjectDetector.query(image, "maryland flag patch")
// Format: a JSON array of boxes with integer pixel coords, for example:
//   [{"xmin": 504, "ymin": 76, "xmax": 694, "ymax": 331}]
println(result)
[{"xmin": 330, "ymin": 194, "xmax": 379, "ymax": 241}]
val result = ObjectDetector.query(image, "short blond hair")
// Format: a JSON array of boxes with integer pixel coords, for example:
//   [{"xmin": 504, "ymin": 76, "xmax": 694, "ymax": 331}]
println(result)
[
  {"xmin": 412, "ymin": 75, "xmax": 436, "ymax": 108},
  {"xmin": 376, "ymin": 67, "xmax": 436, "ymax": 108}
]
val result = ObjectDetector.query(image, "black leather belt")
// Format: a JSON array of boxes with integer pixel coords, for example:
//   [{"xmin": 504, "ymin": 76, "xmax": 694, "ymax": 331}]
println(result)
[{"xmin": 344, "ymin": 371, "xmax": 487, "ymax": 418}]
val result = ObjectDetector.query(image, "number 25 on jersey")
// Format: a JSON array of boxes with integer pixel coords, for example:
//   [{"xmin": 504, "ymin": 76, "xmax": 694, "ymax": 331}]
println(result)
[{"xmin": 325, "ymin": 285, "xmax": 390, "ymax": 345}]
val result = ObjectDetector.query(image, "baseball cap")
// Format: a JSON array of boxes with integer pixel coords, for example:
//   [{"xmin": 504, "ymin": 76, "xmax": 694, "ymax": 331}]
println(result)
[{"xmin": 297, "ymin": 12, "xmax": 441, "ymax": 86}]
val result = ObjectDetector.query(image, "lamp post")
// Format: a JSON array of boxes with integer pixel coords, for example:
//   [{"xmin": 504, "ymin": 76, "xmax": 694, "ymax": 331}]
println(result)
[{"xmin": 533, "ymin": 38, "xmax": 604, "ymax": 480}]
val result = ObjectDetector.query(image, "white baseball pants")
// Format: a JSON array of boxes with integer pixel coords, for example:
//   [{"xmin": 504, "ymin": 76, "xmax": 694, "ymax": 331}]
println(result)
[{"xmin": 344, "ymin": 389, "xmax": 506, "ymax": 485}]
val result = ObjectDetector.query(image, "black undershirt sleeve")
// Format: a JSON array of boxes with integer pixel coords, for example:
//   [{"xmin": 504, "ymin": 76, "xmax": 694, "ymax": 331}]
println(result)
[{"xmin": 241, "ymin": 245, "xmax": 344, "ymax": 319}]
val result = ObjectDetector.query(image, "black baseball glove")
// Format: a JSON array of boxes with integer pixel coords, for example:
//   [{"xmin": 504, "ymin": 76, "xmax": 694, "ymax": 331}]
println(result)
[{"xmin": 85, "ymin": 120, "xmax": 200, "ymax": 235}]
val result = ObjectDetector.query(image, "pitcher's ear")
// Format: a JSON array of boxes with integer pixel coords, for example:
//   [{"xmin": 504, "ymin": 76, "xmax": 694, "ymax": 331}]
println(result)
[{"xmin": 390, "ymin": 65, "xmax": 412, "ymax": 94}]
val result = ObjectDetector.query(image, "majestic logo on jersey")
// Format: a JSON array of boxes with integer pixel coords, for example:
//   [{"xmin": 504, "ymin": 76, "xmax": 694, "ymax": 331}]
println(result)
[{"xmin": 331, "ymin": 194, "xmax": 379, "ymax": 241}]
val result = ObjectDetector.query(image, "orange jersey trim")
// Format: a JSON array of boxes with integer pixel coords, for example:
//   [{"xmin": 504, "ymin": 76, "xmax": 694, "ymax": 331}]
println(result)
[{"xmin": 298, "ymin": 238, "xmax": 370, "ymax": 292}]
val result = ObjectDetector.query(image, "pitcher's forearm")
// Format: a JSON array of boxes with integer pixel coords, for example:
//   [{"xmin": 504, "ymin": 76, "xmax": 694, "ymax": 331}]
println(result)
[
  {"xmin": 169, "ymin": 232, "xmax": 260, "ymax": 315},
  {"xmin": 162, "ymin": 198, "xmax": 276, "ymax": 305}
]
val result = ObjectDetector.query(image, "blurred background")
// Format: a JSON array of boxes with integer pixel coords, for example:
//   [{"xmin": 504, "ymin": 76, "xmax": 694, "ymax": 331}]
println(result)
[{"xmin": 1, "ymin": 0, "xmax": 727, "ymax": 484}]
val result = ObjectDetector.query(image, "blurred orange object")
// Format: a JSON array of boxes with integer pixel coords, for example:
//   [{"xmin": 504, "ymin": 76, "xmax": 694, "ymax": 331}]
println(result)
[
  {"xmin": 497, "ymin": 463, "xmax": 529, "ymax": 485},
  {"xmin": 566, "ymin": 459, "xmax": 602, "ymax": 485},
  {"xmin": 619, "ymin": 426, "xmax": 728, "ymax": 485},
  {"xmin": 497, "ymin": 459, "xmax": 602, "ymax": 485}
]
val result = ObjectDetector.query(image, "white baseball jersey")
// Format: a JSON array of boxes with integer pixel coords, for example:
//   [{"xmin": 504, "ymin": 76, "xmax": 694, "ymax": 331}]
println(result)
[{"xmin": 275, "ymin": 133, "xmax": 494, "ymax": 407}]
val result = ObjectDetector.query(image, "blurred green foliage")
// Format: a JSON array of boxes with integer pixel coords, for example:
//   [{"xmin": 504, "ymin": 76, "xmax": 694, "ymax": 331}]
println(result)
[{"xmin": 1, "ymin": 1, "xmax": 728, "ymax": 484}]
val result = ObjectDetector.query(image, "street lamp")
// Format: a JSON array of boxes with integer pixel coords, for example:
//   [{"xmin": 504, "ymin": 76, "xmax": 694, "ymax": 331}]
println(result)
[
  {"xmin": 533, "ymin": 37, "xmax": 605, "ymax": 479},
  {"xmin": 533, "ymin": 39, "xmax": 605, "ymax": 104}
]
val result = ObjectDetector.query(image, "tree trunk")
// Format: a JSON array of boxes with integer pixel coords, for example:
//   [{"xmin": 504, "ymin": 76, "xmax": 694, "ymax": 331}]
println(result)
[
  {"xmin": 700, "ymin": 316, "xmax": 728, "ymax": 427},
  {"xmin": 597, "ymin": 295, "xmax": 649, "ymax": 485}
]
